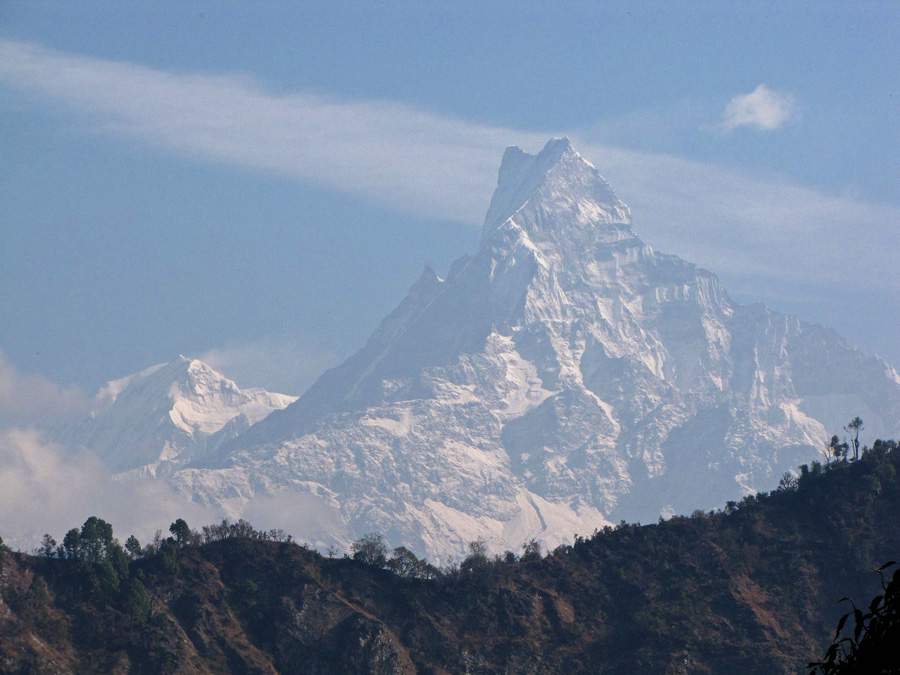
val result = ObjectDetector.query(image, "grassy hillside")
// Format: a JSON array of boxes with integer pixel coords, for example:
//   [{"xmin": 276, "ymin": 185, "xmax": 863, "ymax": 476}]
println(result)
[{"xmin": 2, "ymin": 442, "xmax": 898, "ymax": 674}]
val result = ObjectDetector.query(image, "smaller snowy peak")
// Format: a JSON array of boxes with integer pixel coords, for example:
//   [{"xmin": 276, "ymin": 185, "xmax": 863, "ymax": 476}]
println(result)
[
  {"xmin": 64, "ymin": 356, "xmax": 297, "ymax": 473},
  {"xmin": 155, "ymin": 355, "xmax": 298, "ymax": 434}
]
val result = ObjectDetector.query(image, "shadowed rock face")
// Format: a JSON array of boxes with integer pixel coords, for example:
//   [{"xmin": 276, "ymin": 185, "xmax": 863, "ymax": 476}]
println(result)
[{"xmin": 163, "ymin": 139, "xmax": 898, "ymax": 561}]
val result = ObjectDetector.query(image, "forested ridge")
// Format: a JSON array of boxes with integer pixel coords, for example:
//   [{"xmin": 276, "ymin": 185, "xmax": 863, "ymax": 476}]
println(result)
[{"xmin": 2, "ymin": 441, "xmax": 899, "ymax": 674}]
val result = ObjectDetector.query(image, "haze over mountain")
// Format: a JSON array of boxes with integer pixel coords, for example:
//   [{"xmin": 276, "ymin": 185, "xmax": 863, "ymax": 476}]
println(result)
[{"xmin": 56, "ymin": 139, "xmax": 900, "ymax": 562}]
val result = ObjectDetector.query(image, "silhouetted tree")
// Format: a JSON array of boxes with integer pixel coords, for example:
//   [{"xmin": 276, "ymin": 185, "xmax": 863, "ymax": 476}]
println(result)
[
  {"xmin": 125, "ymin": 535, "xmax": 142, "ymax": 560},
  {"xmin": 62, "ymin": 528, "xmax": 81, "ymax": 560},
  {"xmin": 158, "ymin": 538, "xmax": 179, "ymax": 573},
  {"xmin": 38, "ymin": 534, "xmax": 56, "ymax": 558},
  {"xmin": 521, "ymin": 539, "xmax": 542, "ymax": 562},
  {"xmin": 79, "ymin": 516, "xmax": 115, "ymax": 564},
  {"xmin": 809, "ymin": 562, "xmax": 899, "ymax": 673},
  {"xmin": 388, "ymin": 546, "xmax": 439, "ymax": 578},
  {"xmin": 169, "ymin": 519, "xmax": 191, "ymax": 547},
  {"xmin": 196, "ymin": 518, "xmax": 288, "ymax": 544},
  {"xmin": 870, "ymin": 439, "xmax": 898, "ymax": 456},
  {"xmin": 141, "ymin": 529, "xmax": 163, "ymax": 557},
  {"xmin": 778, "ymin": 471, "xmax": 799, "ymax": 491},
  {"xmin": 827, "ymin": 435, "xmax": 849, "ymax": 463},
  {"xmin": 845, "ymin": 417, "xmax": 864, "ymax": 461},
  {"xmin": 461, "ymin": 538, "xmax": 489, "ymax": 573},
  {"xmin": 350, "ymin": 532, "xmax": 389, "ymax": 567}
]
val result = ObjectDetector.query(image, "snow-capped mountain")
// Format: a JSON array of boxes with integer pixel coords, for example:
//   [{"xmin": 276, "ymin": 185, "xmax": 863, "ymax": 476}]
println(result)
[
  {"xmin": 62, "ymin": 356, "xmax": 297, "ymax": 476},
  {"xmin": 171, "ymin": 138, "xmax": 900, "ymax": 562}
]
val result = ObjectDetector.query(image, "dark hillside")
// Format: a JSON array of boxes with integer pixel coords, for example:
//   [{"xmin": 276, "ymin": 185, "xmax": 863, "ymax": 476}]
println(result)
[{"xmin": 2, "ymin": 443, "xmax": 898, "ymax": 674}]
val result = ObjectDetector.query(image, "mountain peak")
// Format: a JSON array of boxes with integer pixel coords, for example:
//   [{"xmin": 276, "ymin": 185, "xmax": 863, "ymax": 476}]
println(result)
[
  {"xmin": 170, "ymin": 354, "xmax": 203, "ymax": 368},
  {"xmin": 483, "ymin": 138, "xmax": 573, "ymax": 233},
  {"xmin": 64, "ymin": 356, "xmax": 298, "ymax": 473},
  {"xmin": 152, "ymin": 138, "xmax": 900, "ymax": 564},
  {"xmin": 499, "ymin": 137, "xmax": 574, "ymax": 180},
  {"xmin": 482, "ymin": 138, "xmax": 632, "ymax": 253}
]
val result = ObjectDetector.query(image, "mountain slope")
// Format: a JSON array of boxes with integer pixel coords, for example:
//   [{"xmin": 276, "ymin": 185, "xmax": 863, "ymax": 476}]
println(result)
[
  {"xmin": 3, "ymin": 445, "xmax": 900, "ymax": 674},
  {"xmin": 61, "ymin": 356, "xmax": 296, "ymax": 475},
  {"xmin": 175, "ymin": 139, "xmax": 900, "ymax": 561}
]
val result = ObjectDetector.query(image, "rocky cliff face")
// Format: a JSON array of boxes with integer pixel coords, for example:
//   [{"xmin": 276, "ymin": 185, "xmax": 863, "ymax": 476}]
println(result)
[{"xmin": 166, "ymin": 139, "xmax": 900, "ymax": 562}]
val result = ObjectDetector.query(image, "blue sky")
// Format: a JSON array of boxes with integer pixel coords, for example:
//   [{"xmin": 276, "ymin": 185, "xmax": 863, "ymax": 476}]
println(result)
[{"xmin": 1, "ymin": 1, "xmax": 898, "ymax": 406}]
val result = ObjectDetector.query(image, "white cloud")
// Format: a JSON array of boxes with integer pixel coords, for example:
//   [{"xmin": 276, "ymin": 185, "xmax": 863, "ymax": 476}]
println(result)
[
  {"xmin": 200, "ymin": 337, "xmax": 338, "ymax": 396},
  {"xmin": 0, "ymin": 348, "xmax": 89, "ymax": 427},
  {"xmin": 720, "ymin": 83, "xmax": 796, "ymax": 132},
  {"xmin": 0, "ymin": 425, "xmax": 348, "ymax": 554},
  {"xmin": 0, "ymin": 39, "xmax": 517, "ymax": 225},
  {"xmin": 0, "ymin": 39, "xmax": 897, "ymax": 350},
  {"xmin": 0, "ymin": 427, "xmax": 222, "ymax": 551},
  {"xmin": 579, "ymin": 142, "xmax": 899, "ymax": 294}
]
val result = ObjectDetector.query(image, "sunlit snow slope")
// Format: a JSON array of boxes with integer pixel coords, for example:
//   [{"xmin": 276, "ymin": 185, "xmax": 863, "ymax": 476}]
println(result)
[
  {"xmin": 172, "ymin": 139, "xmax": 900, "ymax": 562},
  {"xmin": 63, "ymin": 356, "xmax": 296, "ymax": 476}
]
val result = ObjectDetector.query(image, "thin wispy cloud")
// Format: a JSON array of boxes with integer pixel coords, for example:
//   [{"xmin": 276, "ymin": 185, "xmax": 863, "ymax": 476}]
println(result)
[
  {"xmin": 585, "ymin": 145, "xmax": 898, "ymax": 293},
  {"xmin": 0, "ymin": 39, "xmax": 514, "ymax": 224},
  {"xmin": 0, "ymin": 39, "xmax": 897, "ymax": 304},
  {"xmin": 720, "ymin": 84, "xmax": 797, "ymax": 132}
]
